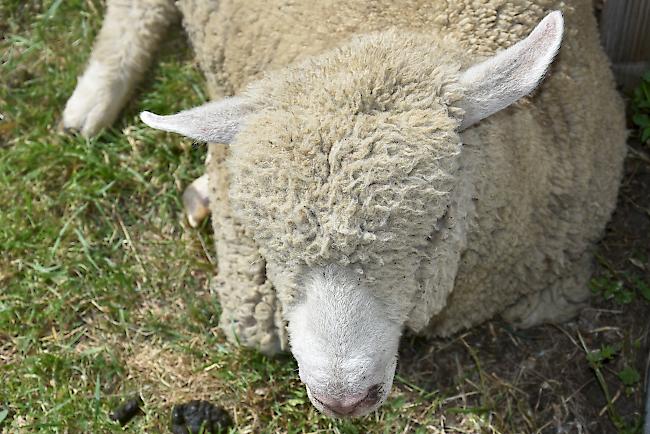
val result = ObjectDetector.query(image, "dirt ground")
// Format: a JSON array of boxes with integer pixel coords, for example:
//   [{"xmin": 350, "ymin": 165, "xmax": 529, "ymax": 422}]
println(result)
[{"xmin": 398, "ymin": 137, "xmax": 650, "ymax": 433}]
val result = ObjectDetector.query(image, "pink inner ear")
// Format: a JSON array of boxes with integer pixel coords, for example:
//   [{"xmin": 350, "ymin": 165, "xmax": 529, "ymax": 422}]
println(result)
[{"xmin": 457, "ymin": 11, "xmax": 564, "ymax": 130}]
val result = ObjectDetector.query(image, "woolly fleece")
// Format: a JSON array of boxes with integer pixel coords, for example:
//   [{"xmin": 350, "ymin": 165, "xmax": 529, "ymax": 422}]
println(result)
[{"xmin": 176, "ymin": 0, "xmax": 626, "ymax": 354}]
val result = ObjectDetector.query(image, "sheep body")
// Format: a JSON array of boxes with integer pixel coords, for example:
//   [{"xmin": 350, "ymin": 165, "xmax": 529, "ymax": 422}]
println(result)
[{"xmin": 168, "ymin": 0, "xmax": 626, "ymax": 354}]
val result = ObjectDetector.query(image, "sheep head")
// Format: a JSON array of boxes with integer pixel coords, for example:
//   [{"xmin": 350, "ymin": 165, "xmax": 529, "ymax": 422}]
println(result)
[{"xmin": 141, "ymin": 11, "xmax": 563, "ymax": 417}]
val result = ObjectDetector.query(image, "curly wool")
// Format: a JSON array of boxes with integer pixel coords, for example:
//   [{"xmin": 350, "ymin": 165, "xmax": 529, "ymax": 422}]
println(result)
[
  {"xmin": 182, "ymin": 0, "xmax": 626, "ymax": 354},
  {"xmin": 229, "ymin": 31, "xmax": 466, "ymax": 323}
]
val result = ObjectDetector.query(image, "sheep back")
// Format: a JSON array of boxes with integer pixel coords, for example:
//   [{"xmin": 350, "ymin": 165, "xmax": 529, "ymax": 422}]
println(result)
[{"xmin": 181, "ymin": 0, "xmax": 625, "ymax": 349}]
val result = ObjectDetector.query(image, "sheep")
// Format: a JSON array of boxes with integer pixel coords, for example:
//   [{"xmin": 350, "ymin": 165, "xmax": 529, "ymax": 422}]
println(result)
[{"xmin": 63, "ymin": 0, "xmax": 627, "ymax": 418}]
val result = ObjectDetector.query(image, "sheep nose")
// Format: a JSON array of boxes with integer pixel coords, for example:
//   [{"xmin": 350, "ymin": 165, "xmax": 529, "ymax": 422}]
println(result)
[
  {"xmin": 312, "ymin": 385, "xmax": 380, "ymax": 416},
  {"xmin": 312, "ymin": 392, "xmax": 366, "ymax": 415}
]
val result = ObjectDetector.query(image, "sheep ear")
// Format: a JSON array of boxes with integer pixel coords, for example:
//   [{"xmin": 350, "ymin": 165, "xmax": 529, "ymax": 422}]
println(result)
[
  {"xmin": 140, "ymin": 96, "xmax": 252, "ymax": 143},
  {"xmin": 457, "ymin": 11, "xmax": 563, "ymax": 130}
]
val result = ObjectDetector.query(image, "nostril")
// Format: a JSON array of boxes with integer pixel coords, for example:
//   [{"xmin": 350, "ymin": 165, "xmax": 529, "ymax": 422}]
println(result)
[{"xmin": 366, "ymin": 384, "xmax": 381, "ymax": 403}]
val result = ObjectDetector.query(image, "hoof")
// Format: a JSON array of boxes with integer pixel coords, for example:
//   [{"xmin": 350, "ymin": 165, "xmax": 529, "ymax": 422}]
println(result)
[
  {"xmin": 62, "ymin": 61, "xmax": 126, "ymax": 137},
  {"xmin": 183, "ymin": 174, "xmax": 210, "ymax": 227}
]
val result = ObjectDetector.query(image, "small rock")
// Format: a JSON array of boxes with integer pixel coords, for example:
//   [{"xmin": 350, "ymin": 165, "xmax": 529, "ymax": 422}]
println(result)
[{"xmin": 171, "ymin": 400, "xmax": 233, "ymax": 434}]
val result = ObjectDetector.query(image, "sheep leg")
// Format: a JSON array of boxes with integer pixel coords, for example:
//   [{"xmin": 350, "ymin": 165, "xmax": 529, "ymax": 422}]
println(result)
[
  {"xmin": 502, "ymin": 253, "xmax": 593, "ymax": 328},
  {"xmin": 183, "ymin": 173, "xmax": 211, "ymax": 227},
  {"xmin": 62, "ymin": 0, "xmax": 178, "ymax": 136}
]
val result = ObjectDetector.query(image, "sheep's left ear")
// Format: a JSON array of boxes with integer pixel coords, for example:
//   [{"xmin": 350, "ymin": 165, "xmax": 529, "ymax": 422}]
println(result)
[
  {"xmin": 457, "ymin": 11, "xmax": 564, "ymax": 130},
  {"xmin": 140, "ymin": 96, "xmax": 252, "ymax": 143}
]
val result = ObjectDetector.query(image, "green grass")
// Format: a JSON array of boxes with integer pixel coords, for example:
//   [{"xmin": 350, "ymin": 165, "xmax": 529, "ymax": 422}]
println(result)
[
  {"xmin": 2, "ymin": 1, "xmax": 648, "ymax": 433},
  {"xmin": 631, "ymin": 71, "xmax": 650, "ymax": 145},
  {"xmin": 0, "ymin": 0, "xmax": 215, "ymax": 431}
]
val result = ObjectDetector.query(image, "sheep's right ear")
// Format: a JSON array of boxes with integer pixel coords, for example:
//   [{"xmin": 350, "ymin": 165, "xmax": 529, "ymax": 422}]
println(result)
[
  {"xmin": 457, "ymin": 11, "xmax": 564, "ymax": 130},
  {"xmin": 140, "ymin": 96, "xmax": 252, "ymax": 143}
]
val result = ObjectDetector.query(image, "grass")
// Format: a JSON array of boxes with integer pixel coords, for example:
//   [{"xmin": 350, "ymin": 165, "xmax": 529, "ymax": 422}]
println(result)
[
  {"xmin": 631, "ymin": 71, "xmax": 650, "ymax": 145},
  {"xmin": 1, "ymin": 1, "xmax": 649, "ymax": 433}
]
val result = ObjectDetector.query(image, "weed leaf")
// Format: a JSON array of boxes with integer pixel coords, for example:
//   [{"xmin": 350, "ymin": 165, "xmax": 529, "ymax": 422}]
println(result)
[
  {"xmin": 617, "ymin": 367, "xmax": 641, "ymax": 386},
  {"xmin": 636, "ymin": 280, "xmax": 650, "ymax": 301},
  {"xmin": 633, "ymin": 113, "xmax": 650, "ymax": 127},
  {"xmin": 0, "ymin": 409, "xmax": 8, "ymax": 424}
]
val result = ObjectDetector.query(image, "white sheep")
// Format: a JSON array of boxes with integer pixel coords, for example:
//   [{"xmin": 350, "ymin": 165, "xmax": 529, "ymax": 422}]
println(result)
[{"xmin": 63, "ymin": 0, "xmax": 627, "ymax": 418}]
